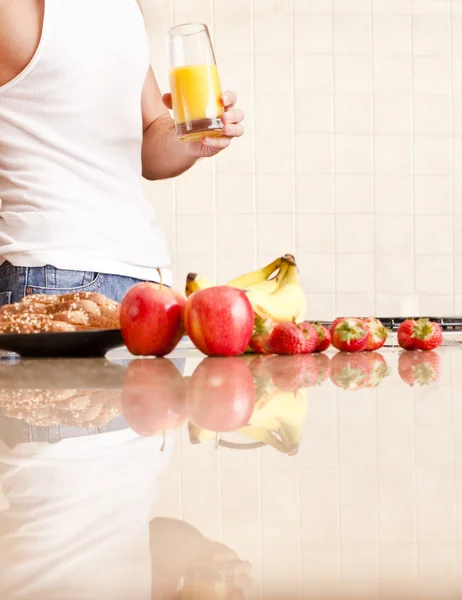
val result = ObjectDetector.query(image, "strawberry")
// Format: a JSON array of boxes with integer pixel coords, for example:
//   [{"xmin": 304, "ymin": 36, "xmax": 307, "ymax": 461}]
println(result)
[
  {"xmin": 267, "ymin": 321, "xmax": 318, "ymax": 355},
  {"xmin": 398, "ymin": 350, "xmax": 440, "ymax": 386},
  {"xmin": 312, "ymin": 322, "xmax": 332, "ymax": 352},
  {"xmin": 308, "ymin": 353, "xmax": 331, "ymax": 386},
  {"xmin": 397, "ymin": 319, "xmax": 417, "ymax": 350},
  {"xmin": 412, "ymin": 319, "xmax": 442, "ymax": 351},
  {"xmin": 248, "ymin": 317, "xmax": 273, "ymax": 354},
  {"xmin": 362, "ymin": 352, "xmax": 391, "ymax": 388},
  {"xmin": 398, "ymin": 318, "xmax": 443, "ymax": 351},
  {"xmin": 363, "ymin": 317, "xmax": 388, "ymax": 351},
  {"xmin": 331, "ymin": 317, "xmax": 369, "ymax": 352},
  {"xmin": 329, "ymin": 316, "xmax": 344, "ymax": 334}
]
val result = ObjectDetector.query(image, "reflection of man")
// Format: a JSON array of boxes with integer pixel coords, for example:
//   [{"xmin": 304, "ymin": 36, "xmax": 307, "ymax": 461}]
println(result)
[{"xmin": 150, "ymin": 518, "xmax": 251, "ymax": 600}]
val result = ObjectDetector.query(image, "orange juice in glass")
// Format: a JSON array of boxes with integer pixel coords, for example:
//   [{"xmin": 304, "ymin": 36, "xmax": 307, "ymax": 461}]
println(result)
[{"xmin": 169, "ymin": 23, "xmax": 224, "ymax": 142}]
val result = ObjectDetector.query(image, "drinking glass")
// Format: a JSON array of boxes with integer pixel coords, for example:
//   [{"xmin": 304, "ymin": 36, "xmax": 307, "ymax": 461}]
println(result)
[{"xmin": 169, "ymin": 23, "xmax": 224, "ymax": 142}]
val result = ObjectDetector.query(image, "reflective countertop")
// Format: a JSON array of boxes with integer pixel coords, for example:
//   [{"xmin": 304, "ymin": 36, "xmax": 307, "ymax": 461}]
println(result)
[{"xmin": 1, "ymin": 335, "xmax": 462, "ymax": 599}]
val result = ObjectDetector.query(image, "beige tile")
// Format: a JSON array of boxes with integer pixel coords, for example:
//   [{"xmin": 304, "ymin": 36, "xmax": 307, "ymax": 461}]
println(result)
[
  {"xmin": 297, "ymin": 95, "xmax": 334, "ymax": 134},
  {"xmin": 335, "ymin": 55, "xmax": 372, "ymax": 94},
  {"xmin": 256, "ymin": 214, "xmax": 295, "ymax": 255},
  {"xmin": 339, "ymin": 466, "xmax": 378, "ymax": 506},
  {"xmin": 377, "ymin": 383, "xmax": 415, "ymax": 425},
  {"xmin": 255, "ymin": 91, "xmax": 293, "ymax": 134},
  {"xmin": 418, "ymin": 292, "xmax": 454, "ymax": 315},
  {"xmin": 340, "ymin": 543, "xmax": 378, "ymax": 578},
  {"xmin": 374, "ymin": 175, "xmax": 413, "ymax": 214},
  {"xmin": 213, "ymin": 13, "xmax": 252, "ymax": 54},
  {"xmin": 256, "ymin": 131, "xmax": 294, "ymax": 174},
  {"xmin": 217, "ymin": 215, "xmax": 255, "ymax": 255},
  {"xmin": 374, "ymin": 135, "xmax": 412, "ymax": 175},
  {"xmin": 414, "ymin": 175, "xmax": 452, "ymax": 214},
  {"xmin": 412, "ymin": 15, "xmax": 450, "ymax": 55},
  {"xmin": 413, "ymin": 95, "xmax": 451, "ymax": 135},
  {"xmin": 417, "ymin": 465, "xmax": 456, "ymax": 504},
  {"xmin": 255, "ymin": 54, "xmax": 292, "ymax": 94},
  {"xmin": 339, "ymin": 426, "xmax": 377, "ymax": 466},
  {"xmin": 143, "ymin": 178, "xmax": 175, "ymax": 214},
  {"xmin": 453, "ymin": 16, "xmax": 462, "ymax": 56},
  {"xmin": 418, "ymin": 504, "xmax": 458, "ymax": 542},
  {"xmin": 415, "ymin": 425, "xmax": 454, "ymax": 465},
  {"xmin": 415, "ymin": 255, "xmax": 454, "ymax": 294},
  {"xmin": 336, "ymin": 255, "xmax": 375, "ymax": 293},
  {"xmin": 374, "ymin": 56, "xmax": 412, "ymax": 94},
  {"xmin": 216, "ymin": 174, "xmax": 254, "ymax": 215},
  {"xmin": 455, "ymin": 137, "xmax": 462, "ymax": 176},
  {"xmin": 379, "ymin": 503, "xmax": 416, "ymax": 542},
  {"xmin": 296, "ymin": 174, "xmax": 335, "ymax": 214},
  {"xmin": 220, "ymin": 471, "xmax": 260, "ymax": 511},
  {"xmin": 334, "ymin": 135, "xmax": 373, "ymax": 173},
  {"xmin": 334, "ymin": 14, "xmax": 372, "ymax": 54},
  {"xmin": 413, "ymin": 0, "xmax": 450, "ymax": 14},
  {"xmin": 374, "ymin": 94, "xmax": 412, "ymax": 135},
  {"xmin": 378, "ymin": 464, "xmax": 416, "ymax": 505},
  {"xmin": 414, "ymin": 386, "xmax": 452, "ymax": 425},
  {"xmin": 221, "ymin": 508, "xmax": 260, "ymax": 561},
  {"xmin": 302, "ymin": 544, "xmax": 339, "ymax": 586},
  {"xmin": 256, "ymin": 174, "xmax": 295, "ymax": 214},
  {"xmin": 219, "ymin": 443, "xmax": 259, "ymax": 470},
  {"xmin": 254, "ymin": 13, "xmax": 292, "ymax": 54},
  {"xmin": 415, "ymin": 216, "xmax": 453, "ymax": 255},
  {"xmin": 296, "ymin": 215, "xmax": 335, "ymax": 253},
  {"xmin": 455, "ymin": 216, "xmax": 462, "ymax": 252},
  {"xmin": 375, "ymin": 293, "xmax": 416, "ymax": 316},
  {"xmin": 376, "ymin": 254, "xmax": 414, "ymax": 294},
  {"xmin": 373, "ymin": 0, "xmax": 411, "ymax": 13},
  {"xmin": 302, "ymin": 504, "xmax": 340, "ymax": 543},
  {"xmin": 299, "ymin": 427, "xmax": 339, "ymax": 467},
  {"xmin": 414, "ymin": 136, "xmax": 452, "ymax": 176},
  {"xmin": 175, "ymin": 254, "xmax": 216, "ymax": 289},
  {"xmin": 181, "ymin": 469, "xmax": 220, "ymax": 509},
  {"xmin": 215, "ymin": 133, "xmax": 254, "ymax": 174},
  {"xmin": 335, "ymin": 174, "xmax": 374, "ymax": 213},
  {"xmin": 334, "ymin": 0, "xmax": 371, "ymax": 12},
  {"xmin": 373, "ymin": 14, "xmax": 412, "ymax": 54},
  {"xmin": 295, "ymin": 55, "xmax": 334, "ymax": 95},
  {"xmin": 253, "ymin": 0, "xmax": 292, "ymax": 12},
  {"xmin": 261, "ymin": 468, "xmax": 299, "ymax": 510},
  {"xmin": 297, "ymin": 254, "xmax": 336, "ymax": 293},
  {"xmin": 306, "ymin": 385, "xmax": 339, "ymax": 427},
  {"xmin": 218, "ymin": 53, "xmax": 253, "ymax": 93},
  {"xmin": 338, "ymin": 392, "xmax": 377, "ymax": 427},
  {"xmin": 300, "ymin": 467, "xmax": 339, "ymax": 507},
  {"xmin": 296, "ymin": 134, "xmax": 334, "ymax": 174},
  {"xmin": 175, "ymin": 174, "xmax": 214, "ymax": 216},
  {"xmin": 334, "ymin": 94, "xmax": 372, "ymax": 134},
  {"xmin": 340, "ymin": 506, "xmax": 378, "ymax": 543},
  {"xmin": 294, "ymin": 0, "xmax": 332, "ymax": 12},
  {"xmin": 336, "ymin": 294, "xmax": 375, "ymax": 316},
  {"xmin": 378, "ymin": 544, "xmax": 417, "ymax": 597},
  {"xmin": 375, "ymin": 215, "xmax": 413, "ymax": 254},
  {"xmin": 305, "ymin": 293, "xmax": 336, "ymax": 320},
  {"xmin": 377, "ymin": 427, "xmax": 415, "ymax": 465},
  {"xmin": 295, "ymin": 14, "xmax": 333, "ymax": 53},
  {"xmin": 181, "ymin": 508, "xmax": 222, "ymax": 541},
  {"xmin": 336, "ymin": 215, "xmax": 374, "ymax": 254},
  {"xmin": 217, "ymin": 254, "xmax": 254, "ymax": 286},
  {"xmin": 176, "ymin": 215, "xmax": 215, "ymax": 255},
  {"xmin": 413, "ymin": 56, "xmax": 451, "ymax": 94}
]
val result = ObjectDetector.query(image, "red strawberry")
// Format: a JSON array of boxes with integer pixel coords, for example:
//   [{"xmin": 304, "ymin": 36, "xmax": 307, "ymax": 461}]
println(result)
[
  {"xmin": 267, "ymin": 321, "xmax": 318, "ymax": 355},
  {"xmin": 248, "ymin": 317, "xmax": 274, "ymax": 354},
  {"xmin": 398, "ymin": 350, "xmax": 440, "ymax": 386},
  {"xmin": 398, "ymin": 318, "xmax": 443, "ymax": 351},
  {"xmin": 363, "ymin": 317, "xmax": 388, "ymax": 351},
  {"xmin": 329, "ymin": 317, "xmax": 345, "ymax": 334},
  {"xmin": 331, "ymin": 317, "xmax": 369, "ymax": 352},
  {"xmin": 397, "ymin": 319, "xmax": 417, "ymax": 350},
  {"xmin": 308, "ymin": 353, "xmax": 331, "ymax": 386},
  {"xmin": 312, "ymin": 322, "xmax": 332, "ymax": 352},
  {"xmin": 412, "ymin": 319, "xmax": 443, "ymax": 351}
]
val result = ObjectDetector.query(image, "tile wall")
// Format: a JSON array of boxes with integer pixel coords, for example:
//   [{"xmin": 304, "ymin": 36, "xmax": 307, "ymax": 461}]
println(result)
[{"xmin": 141, "ymin": 0, "xmax": 462, "ymax": 320}]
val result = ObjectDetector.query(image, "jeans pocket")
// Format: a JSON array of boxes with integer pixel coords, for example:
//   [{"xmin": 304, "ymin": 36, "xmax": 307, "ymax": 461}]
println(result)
[
  {"xmin": 0, "ymin": 291, "xmax": 11, "ymax": 307},
  {"xmin": 29, "ymin": 267, "xmax": 101, "ymax": 293}
]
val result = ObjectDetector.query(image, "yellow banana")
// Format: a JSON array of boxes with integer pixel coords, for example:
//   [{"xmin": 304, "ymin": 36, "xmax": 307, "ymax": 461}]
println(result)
[
  {"xmin": 226, "ymin": 256, "xmax": 283, "ymax": 289},
  {"xmin": 185, "ymin": 272, "xmax": 216, "ymax": 297},
  {"xmin": 244, "ymin": 259, "xmax": 290, "ymax": 295},
  {"xmin": 245, "ymin": 260, "xmax": 306, "ymax": 324},
  {"xmin": 237, "ymin": 424, "xmax": 298, "ymax": 454}
]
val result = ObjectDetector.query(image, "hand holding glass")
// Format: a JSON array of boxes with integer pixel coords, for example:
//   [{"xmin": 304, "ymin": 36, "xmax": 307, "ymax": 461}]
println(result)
[{"xmin": 169, "ymin": 23, "xmax": 224, "ymax": 142}]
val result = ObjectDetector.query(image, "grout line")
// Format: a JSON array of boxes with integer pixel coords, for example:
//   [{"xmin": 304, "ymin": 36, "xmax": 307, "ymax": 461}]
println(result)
[
  {"xmin": 251, "ymin": 0, "xmax": 258, "ymax": 270},
  {"xmin": 331, "ymin": 0, "xmax": 338, "ymax": 320},
  {"xmin": 450, "ymin": 0, "xmax": 457, "ymax": 317},
  {"xmin": 410, "ymin": 8, "xmax": 417, "ymax": 317},
  {"xmin": 370, "ymin": 0, "xmax": 377, "ymax": 317},
  {"xmin": 210, "ymin": 0, "xmax": 218, "ymax": 282}
]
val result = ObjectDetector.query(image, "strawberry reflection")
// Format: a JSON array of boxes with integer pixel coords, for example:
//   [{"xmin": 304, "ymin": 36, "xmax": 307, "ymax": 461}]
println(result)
[
  {"xmin": 330, "ymin": 352, "xmax": 390, "ymax": 391},
  {"xmin": 122, "ymin": 359, "xmax": 188, "ymax": 438},
  {"xmin": 398, "ymin": 350, "xmax": 441, "ymax": 387}
]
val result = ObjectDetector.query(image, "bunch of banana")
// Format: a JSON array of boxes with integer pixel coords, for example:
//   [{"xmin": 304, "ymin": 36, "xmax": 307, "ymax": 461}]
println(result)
[
  {"xmin": 185, "ymin": 254, "xmax": 306, "ymax": 324},
  {"xmin": 188, "ymin": 387, "xmax": 308, "ymax": 455}
]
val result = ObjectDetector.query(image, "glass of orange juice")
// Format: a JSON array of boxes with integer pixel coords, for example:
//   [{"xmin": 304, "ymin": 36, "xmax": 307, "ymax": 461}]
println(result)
[{"xmin": 169, "ymin": 23, "xmax": 224, "ymax": 142}]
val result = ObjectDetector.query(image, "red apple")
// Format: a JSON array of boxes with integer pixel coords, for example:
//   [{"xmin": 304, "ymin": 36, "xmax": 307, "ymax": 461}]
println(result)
[
  {"xmin": 120, "ymin": 282, "xmax": 186, "ymax": 356},
  {"xmin": 187, "ymin": 357, "xmax": 256, "ymax": 432},
  {"xmin": 184, "ymin": 286, "xmax": 254, "ymax": 357},
  {"xmin": 122, "ymin": 358, "xmax": 188, "ymax": 436}
]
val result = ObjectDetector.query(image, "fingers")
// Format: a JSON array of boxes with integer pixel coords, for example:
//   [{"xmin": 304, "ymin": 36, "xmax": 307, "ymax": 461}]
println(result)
[
  {"xmin": 162, "ymin": 93, "xmax": 173, "ymax": 109},
  {"xmin": 222, "ymin": 109, "xmax": 245, "ymax": 124},
  {"xmin": 223, "ymin": 123, "xmax": 244, "ymax": 137},
  {"xmin": 203, "ymin": 136, "xmax": 232, "ymax": 150},
  {"xmin": 221, "ymin": 91, "xmax": 237, "ymax": 108}
]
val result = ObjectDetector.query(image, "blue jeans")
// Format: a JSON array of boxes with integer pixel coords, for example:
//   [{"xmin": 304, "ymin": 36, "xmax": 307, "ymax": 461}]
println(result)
[{"xmin": 0, "ymin": 262, "xmax": 147, "ymax": 307}]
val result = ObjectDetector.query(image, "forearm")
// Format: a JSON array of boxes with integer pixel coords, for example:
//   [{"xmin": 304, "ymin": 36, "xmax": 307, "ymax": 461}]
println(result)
[{"xmin": 141, "ymin": 115, "xmax": 197, "ymax": 181}]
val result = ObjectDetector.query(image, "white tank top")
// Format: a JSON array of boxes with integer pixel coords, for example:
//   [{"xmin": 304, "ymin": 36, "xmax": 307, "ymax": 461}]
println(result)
[{"xmin": 0, "ymin": 0, "xmax": 172, "ymax": 284}]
